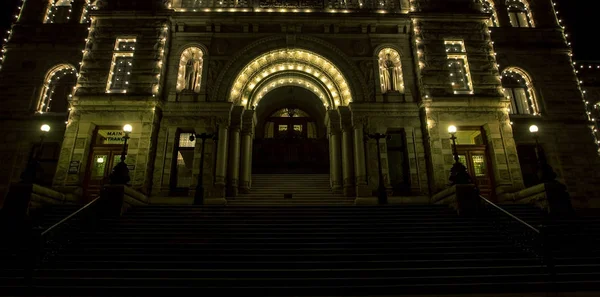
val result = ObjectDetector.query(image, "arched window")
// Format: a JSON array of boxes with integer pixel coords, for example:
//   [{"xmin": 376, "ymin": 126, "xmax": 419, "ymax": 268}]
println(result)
[
  {"xmin": 38, "ymin": 65, "xmax": 77, "ymax": 113},
  {"xmin": 177, "ymin": 47, "xmax": 204, "ymax": 93},
  {"xmin": 501, "ymin": 68, "xmax": 539, "ymax": 115},
  {"xmin": 480, "ymin": 0, "xmax": 499, "ymax": 27},
  {"xmin": 45, "ymin": 0, "xmax": 73, "ymax": 24},
  {"xmin": 506, "ymin": 0, "xmax": 534, "ymax": 28},
  {"xmin": 378, "ymin": 48, "xmax": 404, "ymax": 94}
]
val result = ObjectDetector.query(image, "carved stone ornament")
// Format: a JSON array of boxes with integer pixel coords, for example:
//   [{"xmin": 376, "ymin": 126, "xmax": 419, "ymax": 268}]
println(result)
[{"xmin": 359, "ymin": 60, "xmax": 375, "ymax": 102}]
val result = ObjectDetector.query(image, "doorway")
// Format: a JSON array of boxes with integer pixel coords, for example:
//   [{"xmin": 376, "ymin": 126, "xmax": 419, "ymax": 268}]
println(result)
[
  {"xmin": 254, "ymin": 106, "xmax": 328, "ymax": 174},
  {"xmin": 83, "ymin": 127, "xmax": 127, "ymax": 200},
  {"xmin": 251, "ymin": 87, "xmax": 329, "ymax": 175},
  {"xmin": 453, "ymin": 128, "xmax": 494, "ymax": 198}
]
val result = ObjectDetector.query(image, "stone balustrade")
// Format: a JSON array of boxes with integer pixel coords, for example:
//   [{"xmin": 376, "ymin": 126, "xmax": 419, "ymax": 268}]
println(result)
[{"xmin": 172, "ymin": 0, "xmax": 403, "ymax": 11}]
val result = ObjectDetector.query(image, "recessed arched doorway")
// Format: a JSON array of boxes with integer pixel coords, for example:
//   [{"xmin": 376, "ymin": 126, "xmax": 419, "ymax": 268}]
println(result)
[
  {"xmin": 253, "ymin": 86, "xmax": 329, "ymax": 174},
  {"xmin": 225, "ymin": 47, "xmax": 358, "ymax": 197}
]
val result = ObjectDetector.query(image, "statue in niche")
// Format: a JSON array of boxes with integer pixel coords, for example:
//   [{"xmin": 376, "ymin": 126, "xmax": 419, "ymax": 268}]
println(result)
[
  {"xmin": 184, "ymin": 53, "xmax": 202, "ymax": 92},
  {"xmin": 380, "ymin": 53, "xmax": 403, "ymax": 93}
]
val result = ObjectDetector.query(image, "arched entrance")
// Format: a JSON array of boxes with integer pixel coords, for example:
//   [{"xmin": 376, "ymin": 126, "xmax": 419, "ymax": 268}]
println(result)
[
  {"xmin": 226, "ymin": 48, "xmax": 356, "ymax": 196},
  {"xmin": 253, "ymin": 87, "xmax": 329, "ymax": 174}
]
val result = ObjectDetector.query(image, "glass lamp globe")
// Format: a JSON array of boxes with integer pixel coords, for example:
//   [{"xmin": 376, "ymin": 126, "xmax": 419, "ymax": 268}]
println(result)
[
  {"xmin": 448, "ymin": 125, "xmax": 457, "ymax": 134},
  {"xmin": 529, "ymin": 125, "xmax": 539, "ymax": 133},
  {"xmin": 40, "ymin": 124, "xmax": 51, "ymax": 132},
  {"xmin": 123, "ymin": 124, "xmax": 133, "ymax": 133}
]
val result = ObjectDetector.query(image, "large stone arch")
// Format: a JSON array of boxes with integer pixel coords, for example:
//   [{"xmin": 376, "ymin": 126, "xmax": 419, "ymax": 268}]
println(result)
[
  {"xmin": 211, "ymin": 35, "xmax": 367, "ymax": 104},
  {"xmin": 215, "ymin": 36, "xmax": 367, "ymax": 199},
  {"xmin": 230, "ymin": 49, "xmax": 353, "ymax": 109}
]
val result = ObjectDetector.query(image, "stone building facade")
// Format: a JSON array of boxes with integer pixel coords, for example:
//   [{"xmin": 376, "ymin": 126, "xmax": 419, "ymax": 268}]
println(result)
[{"xmin": 0, "ymin": 0, "xmax": 598, "ymax": 207}]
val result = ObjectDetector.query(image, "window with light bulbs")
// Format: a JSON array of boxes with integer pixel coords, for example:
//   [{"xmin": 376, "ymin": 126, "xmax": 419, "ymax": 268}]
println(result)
[
  {"xmin": 445, "ymin": 40, "xmax": 473, "ymax": 95},
  {"xmin": 479, "ymin": 0, "xmax": 498, "ymax": 27},
  {"xmin": 38, "ymin": 65, "xmax": 77, "ymax": 113},
  {"xmin": 45, "ymin": 0, "xmax": 73, "ymax": 24},
  {"xmin": 501, "ymin": 69, "xmax": 539, "ymax": 115},
  {"xmin": 506, "ymin": 0, "xmax": 533, "ymax": 28},
  {"xmin": 106, "ymin": 38, "xmax": 136, "ymax": 93}
]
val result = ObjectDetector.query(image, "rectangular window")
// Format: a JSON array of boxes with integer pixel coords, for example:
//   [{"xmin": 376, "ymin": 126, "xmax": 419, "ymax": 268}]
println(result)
[
  {"xmin": 172, "ymin": 132, "xmax": 196, "ymax": 191},
  {"xmin": 45, "ymin": 0, "xmax": 72, "ymax": 24},
  {"xmin": 107, "ymin": 38, "xmax": 136, "ymax": 93},
  {"xmin": 445, "ymin": 40, "xmax": 473, "ymax": 95}
]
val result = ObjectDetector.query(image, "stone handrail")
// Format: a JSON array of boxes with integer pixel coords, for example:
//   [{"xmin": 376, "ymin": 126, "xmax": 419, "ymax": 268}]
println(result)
[
  {"xmin": 503, "ymin": 183, "xmax": 547, "ymax": 206},
  {"xmin": 172, "ymin": 0, "xmax": 404, "ymax": 11},
  {"xmin": 101, "ymin": 184, "xmax": 149, "ymax": 217},
  {"xmin": 433, "ymin": 184, "xmax": 479, "ymax": 216},
  {"xmin": 2, "ymin": 183, "xmax": 67, "ymax": 221},
  {"xmin": 432, "ymin": 184, "xmax": 457, "ymax": 207},
  {"xmin": 29, "ymin": 184, "xmax": 67, "ymax": 210}
]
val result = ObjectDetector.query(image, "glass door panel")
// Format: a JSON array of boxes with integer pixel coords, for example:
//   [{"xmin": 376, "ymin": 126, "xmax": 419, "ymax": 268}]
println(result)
[
  {"xmin": 458, "ymin": 155, "xmax": 468, "ymax": 170},
  {"xmin": 91, "ymin": 153, "xmax": 109, "ymax": 180}
]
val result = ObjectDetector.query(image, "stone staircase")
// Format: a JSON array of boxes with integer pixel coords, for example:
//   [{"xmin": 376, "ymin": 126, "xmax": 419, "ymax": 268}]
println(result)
[
  {"xmin": 228, "ymin": 174, "xmax": 353, "ymax": 206},
  {"xmin": 498, "ymin": 204, "xmax": 600, "ymax": 291},
  {"xmin": 5, "ymin": 205, "xmax": 564, "ymax": 296}
]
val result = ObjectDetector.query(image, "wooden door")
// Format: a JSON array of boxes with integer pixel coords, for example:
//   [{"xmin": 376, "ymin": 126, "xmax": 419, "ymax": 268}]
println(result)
[
  {"xmin": 457, "ymin": 148, "xmax": 493, "ymax": 198},
  {"xmin": 84, "ymin": 149, "xmax": 124, "ymax": 200}
]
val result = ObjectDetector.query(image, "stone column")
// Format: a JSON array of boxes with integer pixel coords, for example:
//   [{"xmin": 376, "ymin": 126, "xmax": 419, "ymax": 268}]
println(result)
[
  {"xmin": 495, "ymin": 3, "xmax": 511, "ymax": 27},
  {"xmin": 214, "ymin": 125, "xmax": 229, "ymax": 196},
  {"xmin": 226, "ymin": 126, "xmax": 241, "ymax": 197},
  {"xmin": 239, "ymin": 110, "xmax": 255, "ymax": 194},
  {"xmin": 330, "ymin": 129, "xmax": 343, "ymax": 193},
  {"xmin": 20, "ymin": 0, "xmax": 52, "ymax": 23},
  {"xmin": 341, "ymin": 127, "xmax": 355, "ymax": 197},
  {"xmin": 353, "ymin": 125, "xmax": 369, "ymax": 196},
  {"xmin": 70, "ymin": 0, "xmax": 86, "ymax": 24}
]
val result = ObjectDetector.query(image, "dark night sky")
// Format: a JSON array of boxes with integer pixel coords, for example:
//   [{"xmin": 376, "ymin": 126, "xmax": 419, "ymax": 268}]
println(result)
[{"xmin": 0, "ymin": 0, "xmax": 597, "ymax": 60}]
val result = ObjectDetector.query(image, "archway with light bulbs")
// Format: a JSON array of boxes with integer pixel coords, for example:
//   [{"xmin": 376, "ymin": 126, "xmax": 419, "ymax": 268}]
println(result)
[{"xmin": 227, "ymin": 48, "xmax": 355, "ymax": 194}]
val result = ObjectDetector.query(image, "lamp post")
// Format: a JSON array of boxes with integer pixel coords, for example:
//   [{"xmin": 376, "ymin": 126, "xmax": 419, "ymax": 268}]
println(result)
[
  {"xmin": 448, "ymin": 125, "xmax": 472, "ymax": 185},
  {"xmin": 20, "ymin": 124, "xmax": 51, "ymax": 183},
  {"xmin": 109, "ymin": 124, "xmax": 132, "ymax": 185},
  {"xmin": 529, "ymin": 125, "xmax": 557, "ymax": 183},
  {"xmin": 190, "ymin": 132, "xmax": 217, "ymax": 205},
  {"xmin": 365, "ymin": 132, "xmax": 390, "ymax": 205}
]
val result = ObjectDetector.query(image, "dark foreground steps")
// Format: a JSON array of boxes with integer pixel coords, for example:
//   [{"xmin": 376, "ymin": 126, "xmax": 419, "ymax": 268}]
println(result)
[
  {"xmin": 494, "ymin": 204, "xmax": 600, "ymax": 281},
  {"xmin": 3, "ymin": 204, "xmax": 600, "ymax": 296}
]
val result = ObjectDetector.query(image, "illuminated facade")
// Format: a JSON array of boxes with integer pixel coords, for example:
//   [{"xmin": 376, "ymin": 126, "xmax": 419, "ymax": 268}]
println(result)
[{"xmin": 0, "ymin": 0, "xmax": 598, "ymax": 207}]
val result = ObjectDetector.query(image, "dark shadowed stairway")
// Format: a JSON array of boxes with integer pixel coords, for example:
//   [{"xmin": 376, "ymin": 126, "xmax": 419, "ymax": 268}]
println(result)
[{"xmin": 2, "ymin": 204, "xmax": 562, "ymax": 296}]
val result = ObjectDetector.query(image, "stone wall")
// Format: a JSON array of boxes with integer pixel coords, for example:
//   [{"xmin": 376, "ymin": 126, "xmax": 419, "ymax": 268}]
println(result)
[
  {"xmin": 2, "ymin": 0, "xmax": 597, "ymax": 207},
  {"xmin": 0, "ymin": 8, "xmax": 88, "ymax": 203}
]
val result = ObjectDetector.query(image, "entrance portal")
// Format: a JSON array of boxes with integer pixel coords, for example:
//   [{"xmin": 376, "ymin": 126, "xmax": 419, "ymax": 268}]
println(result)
[
  {"xmin": 453, "ymin": 128, "xmax": 494, "ymax": 198},
  {"xmin": 252, "ymin": 87, "xmax": 329, "ymax": 174}
]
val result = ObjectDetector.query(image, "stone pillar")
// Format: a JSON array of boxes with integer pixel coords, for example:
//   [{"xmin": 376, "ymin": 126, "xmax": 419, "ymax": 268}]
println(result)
[
  {"xmin": 341, "ymin": 127, "xmax": 355, "ymax": 197},
  {"xmin": 70, "ymin": 0, "xmax": 86, "ymax": 24},
  {"xmin": 20, "ymin": 0, "xmax": 51, "ymax": 23},
  {"xmin": 239, "ymin": 132, "xmax": 252, "ymax": 193},
  {"xmin": 495, "ymin": 3, "xmax": 511, "ymax": 27},
  {"xmin": 239, "ymin": 110, "xmax": 255, "ymax": 194},
  {"xmin": 226, "ymin": 126, "xmax": 241, "ymax": 197},
  {"xmin": 330, "ymin": 129, "xmax": 343, "ymax": 193},
  {"xmin": 214, "ymin": 125, "xmax": 229, "ymax": 196},
  {"xmin": 353, "ymin": 125, "xmax": 370, "ymax": 197}
]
